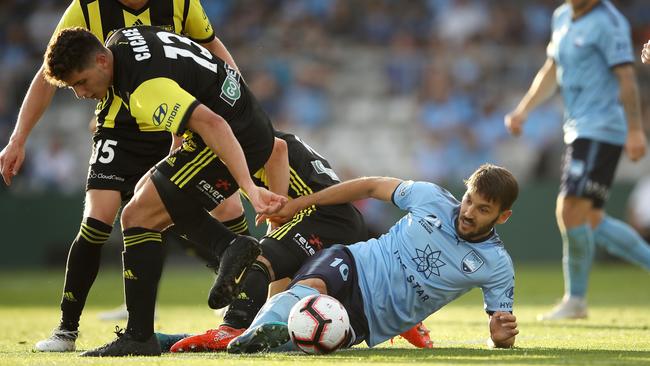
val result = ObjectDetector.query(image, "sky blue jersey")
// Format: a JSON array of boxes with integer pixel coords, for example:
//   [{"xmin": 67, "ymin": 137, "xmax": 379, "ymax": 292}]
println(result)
[
  {"xmin": 347, "ymin": 181, "xmax": 515, "ymax": 347},
  {"xmin": 547, "ymin": 1, "xmax": 634, "ymax": 145}
]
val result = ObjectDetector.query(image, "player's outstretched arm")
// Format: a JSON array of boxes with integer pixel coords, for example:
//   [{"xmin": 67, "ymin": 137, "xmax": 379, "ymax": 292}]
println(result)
[
  {"xmin": 488, "ymin": 311, "xmax": 518, "ymax": 348},
  {"xmin": 504, "ymin": 58, "xmax": 557, "ymax": 137},
  {"xmin": 262, "ymin": 176, "xmax": 402, "ymax": 225},
  {"xmin": 0, "ymin": 66, "xmax": 57, "ymax": 185}
]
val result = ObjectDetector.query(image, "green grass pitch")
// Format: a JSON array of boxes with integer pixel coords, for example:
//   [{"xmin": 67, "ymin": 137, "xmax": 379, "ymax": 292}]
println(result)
[{"xmin": 0, "ymin": 263, "xmax": 648, "ymax": 366}]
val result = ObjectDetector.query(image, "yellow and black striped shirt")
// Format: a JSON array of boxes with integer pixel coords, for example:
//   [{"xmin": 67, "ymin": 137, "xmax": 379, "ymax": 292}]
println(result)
[
  {"xmin": 253, "ymin": 131, "xmax": 341, "ymax": 199},
  {"xmin": 107, "ymin": 26, "xmax": 268, "ymax": 147},
  {"xmin": 51, "ymin": 0, "xmax": 215, "ymax": 136}
]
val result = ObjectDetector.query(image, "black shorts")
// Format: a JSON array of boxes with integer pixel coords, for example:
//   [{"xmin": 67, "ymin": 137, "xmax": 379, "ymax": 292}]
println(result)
[
  {"xmin": 290, "ymin": 245, "xmax": 369, "ymax": 345},
  {"xmin": 560, "ymin": 138, "xmax": 622, "ymax": 208},
  {"xmin": 261, "ymin": 203, "xmax": 368, "ymax": 280},
  {"xmin": 86, "ymin": 129, "xmax": 171, "ymax": 201},
  {"xmin": 151, "ymin": 125, "xmax": 274, "ymax": 213}
]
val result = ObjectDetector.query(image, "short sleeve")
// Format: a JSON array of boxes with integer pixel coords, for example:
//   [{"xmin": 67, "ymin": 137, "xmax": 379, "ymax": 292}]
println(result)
[
  {"xmin": 183, "ymin": 0, "xmax": 215, "ymax": 43},
  {"xmin": 546, "ymin": 9, "xmax": 559, "ymax": 60},
  {"xmin": 129, "ymin": 78, "xmax": 200, "ymax": 135},
  {"xmin": 392, "ymin": 180, "xmax": 450, "ymax": 213},
  {"xmin": 596, "ymin": 22, "xmax": 634, "ymax": 67},
  {"xmin": 50, "ymin": 1, "xmax": 86, "ymax": 44},
  {"xmin": 481, "ymin": 250, "xmax": 515, "ymax": 314},
  {"xmin": 546, "ymin": 40, "xmax": 556, "ymax": 60}
]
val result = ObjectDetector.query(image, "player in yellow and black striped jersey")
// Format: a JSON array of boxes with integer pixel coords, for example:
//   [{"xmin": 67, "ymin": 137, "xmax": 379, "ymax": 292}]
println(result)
[
  {"xmin": 168, "ymin": 131, "xmax": 369, "ymax": 352},
  {"xmin": 50, "ymin": 0, "xmax": 226, "ymax": 195},
  {"xmin": 6, "ymin": 0, "xmax": 250, "ymax": 356},
  {"xmin": 101, "ymin": 25, "xmax": 278, "ymax": 210},
  {"xmin": 43, "ymin": 26, "xmax": 287, "ymax": 357}
]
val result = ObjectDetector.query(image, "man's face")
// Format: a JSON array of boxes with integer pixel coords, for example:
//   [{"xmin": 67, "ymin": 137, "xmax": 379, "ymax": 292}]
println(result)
[
  {"xmin": 63, "ymin": 53, "xmax": 111, "ymax": 100},
  {"xmin": 457, "ymin": 190, "xmax": 511, "ymax": 241}
]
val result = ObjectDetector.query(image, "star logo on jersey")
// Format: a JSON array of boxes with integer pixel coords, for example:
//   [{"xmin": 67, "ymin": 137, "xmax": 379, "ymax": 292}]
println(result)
[
  {"xmin": 412, "ymin": 244, "xmax": 445, "ymax": 279},
  {"xmin": 152, "ymin": 103, "xmax": 168, "ymax": 126}
]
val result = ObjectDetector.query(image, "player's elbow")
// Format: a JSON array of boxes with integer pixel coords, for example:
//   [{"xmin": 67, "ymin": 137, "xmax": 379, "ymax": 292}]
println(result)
[{"xmin": 270, "ymin": 137, "xmax": 287, "ymax": 162}]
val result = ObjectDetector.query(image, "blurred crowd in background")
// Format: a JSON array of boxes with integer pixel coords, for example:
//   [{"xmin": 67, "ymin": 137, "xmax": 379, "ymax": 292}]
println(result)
[{"xmin": 1, "ymin": 0, "xmax": 650, "ymax": 196}]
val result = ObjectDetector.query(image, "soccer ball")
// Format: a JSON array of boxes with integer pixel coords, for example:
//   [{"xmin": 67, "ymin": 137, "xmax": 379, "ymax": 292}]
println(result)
[{"xmin": 288, "ymin": 294, "xmax": 350, "ymax": 354}]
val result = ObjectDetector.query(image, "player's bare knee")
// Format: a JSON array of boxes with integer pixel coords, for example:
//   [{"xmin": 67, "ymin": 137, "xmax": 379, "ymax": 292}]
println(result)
[
  {"xmin": 296, "ymin": 278, "xmax": 328, "ymax": 294},
  {"xmin": 120, "ymin": 200, "xmax": 139, "ymax": 229},
  {"xmin": 84, "ymin": 190, "xmax": 121, "ymax": 223},
  {"xmin": 210, "ymin": 194, "xmax": 244, "ymax": 221},
  {"xmin": 558, "ymin": 196, "xmax": 592, "ymax": 228}
]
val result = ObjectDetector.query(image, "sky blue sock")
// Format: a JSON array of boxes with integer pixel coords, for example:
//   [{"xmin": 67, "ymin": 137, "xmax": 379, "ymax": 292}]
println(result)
[
  {"xmin": 563, "ymin": 224, "xmax": 594, "ymax": 297},
  {"xmin": 247, "ymin": 284, "xmax": 320, "ymax": 331},
  {"xmin": 594, "ymin": 215, "xmax": 650, "ymax": 271}
]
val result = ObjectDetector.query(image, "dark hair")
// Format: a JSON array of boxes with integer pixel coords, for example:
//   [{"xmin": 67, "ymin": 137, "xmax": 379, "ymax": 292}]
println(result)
[
  {"xmin": 43, "ymin": 27, "xmax": 105, "ymax": 87},
  {"xmin": 464, "ymin": 163, "xmax": 519, "ymax": 211}
]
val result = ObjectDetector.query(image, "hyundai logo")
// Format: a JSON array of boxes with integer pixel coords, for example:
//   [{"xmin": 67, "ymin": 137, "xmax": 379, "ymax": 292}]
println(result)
[{"xmin": 153, "ymin": 103, "xmax": 168, "ymax": 126}]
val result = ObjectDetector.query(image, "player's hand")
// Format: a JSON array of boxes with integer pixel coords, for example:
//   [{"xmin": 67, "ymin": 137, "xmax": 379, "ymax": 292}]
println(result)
[
  {"xmin": 625, "ymin": 129, "xmax": 647, "ymax": 162},
  {"xmin": 246, "ymin": 186, "xmax": 288, "ymax": 218},
  {"xmin": 0, "ymin": 141, "xmax": 26, "ymax": 186},
  {"xmin": 489, "ymin": 311, "xmax": 518, "ymax": 347},
  {"xmin": 504, "ymin": 110, "xmax": 527, "ymax": 137},
  {"xmin": 642, "ymin": 41, "xmax": 650, "ymax": 64},
  {"xmin": 256, "ymin": 198, "xmax": 303, "ymax": 227}
]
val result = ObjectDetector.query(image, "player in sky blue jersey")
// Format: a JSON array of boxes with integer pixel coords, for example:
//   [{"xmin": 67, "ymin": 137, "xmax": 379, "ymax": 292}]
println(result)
[
  {"xmin": 227, "ymin": 164, "xmax": 520, "ymax": 353},
  {"xmin": 505, "ymin": 0, "xmax": 649, "ymax": 321}
]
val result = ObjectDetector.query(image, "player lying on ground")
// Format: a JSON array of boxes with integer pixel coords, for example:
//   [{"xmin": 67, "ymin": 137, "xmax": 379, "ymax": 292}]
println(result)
[
  {"xmin": 157, "ymin": 131, "xmax": 433, "ymax": 352},
  {"xmin": 226, "ymin": 164, "xmax": 520, "ymax": 353}
]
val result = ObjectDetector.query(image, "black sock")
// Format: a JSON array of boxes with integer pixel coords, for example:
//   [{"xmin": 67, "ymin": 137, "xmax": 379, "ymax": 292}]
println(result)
[
  {"xmin": 161, "ymin": 227, "xmax": 214, "ymax": 263},
  {"xmin": 60, "ymin": 217, "xmax": 112, "ymax": 331},
  {"xmin": 174, "ymin": 210, "xmax": 236, "ymax": 259},
  {"xmin": 222, "ymin": 213, "xmax": 251, "ymax": 236},
  {"xmin": 164, "ymin": 213, "xmax": 249, "ymax": 264},
  {"xmin": 122, "ymin": 227, "xmax": 164, "ymax": 341},
  {"xmin": 223, "ymin": 261, "xmax": 271, "ymax": 329}
]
